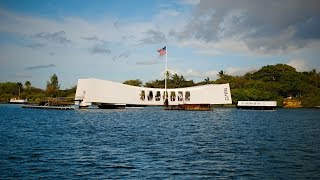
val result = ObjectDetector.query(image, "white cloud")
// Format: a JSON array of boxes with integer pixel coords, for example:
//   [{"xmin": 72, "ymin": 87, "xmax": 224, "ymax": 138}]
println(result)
[
  {"xmin": 193, "ymin": 49, "xmax": 222, "ymax": 56},
  {"xmin": 287, "ymin": 59, "xmax": 308, "ymax": 72},
  {"xmin": 171, "ymin": 0, "xmax": 320, "ymax": 55},
  {"xmin": 165, "ymin": 66, "xmax": 259, "ymax": 80},
  {"xmin": 162, "ymin": 68, "xmax": 218, "ymax": 80},
  {"xmin": 174, "ymin": 37, "xmax": 251, "ymax": 56},
  {"xmin": 184, "ymin": 69, "xmax": 219, "ymax": 79},
  {"xmin": 15, "ymin": 72, "xmax": 32, "ymax": 78},
  {"xmin": 160, "ymin": 9, "xmax": 181, "ymax": 17},
  {"xmin": 226, "ymin": 66, "xmax": 258, "ymax": 76},
  {"xmin": 180, "ymin": 0, "xmax": 200, "ymax": 5},
  {"xmin": 1, "ymin": 3, "xmax": 320, "ymax": 88},
  {"xmin": 136, "ymin": 59, "xmax": 162, "ymax": 65}
]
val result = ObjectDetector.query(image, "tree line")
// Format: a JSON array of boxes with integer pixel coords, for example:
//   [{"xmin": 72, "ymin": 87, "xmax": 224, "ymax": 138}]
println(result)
[
  {"xmin": 123, "ymin": 64, "xmax": 320, "ymax": 107},
  {"xmin": 0, "ymin": 74, "xmax": 76, "ymax": 103},
  {"xmin": 1, "ymin": 64, "xmax": 320, "ymax": 107}
]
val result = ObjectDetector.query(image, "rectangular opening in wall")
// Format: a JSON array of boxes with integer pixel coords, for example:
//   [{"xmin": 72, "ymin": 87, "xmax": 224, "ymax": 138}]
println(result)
[
  {"xmin": 170, "ymin": 91, "xmax": 176, "ymax": 101},
  {"xmin": 178, "ymin": 91, "xmax": 183, "ymax": 101},
  {"xmin": 185, "ymin": 91, "xmax": 190, "ymax": 101},
  {"xmin": 140, "ymin": 90, "xmax": 145, "ymax": 101},
  {"xmin": 155, "ymin": 91, "xmax": 161, "ymax": 101},
  {"xmin": 162, "ymin": 91, "xmax": 168, "ymax": 101},
  {"xmin": 148, "ymin": 91, "xmax": 153, "ymax": 101}
]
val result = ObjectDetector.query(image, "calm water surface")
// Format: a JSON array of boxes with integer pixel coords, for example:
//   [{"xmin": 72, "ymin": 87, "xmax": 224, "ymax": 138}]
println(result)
[{"xmin": 0, "ymin": 104, "xmax": 319, "ymax": 179}]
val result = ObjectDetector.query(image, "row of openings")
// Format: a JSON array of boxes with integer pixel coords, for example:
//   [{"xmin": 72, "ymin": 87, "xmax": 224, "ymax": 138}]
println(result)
[{"xmin": 140, "ymin": 90, "xmax": 190, "ymax": 102}]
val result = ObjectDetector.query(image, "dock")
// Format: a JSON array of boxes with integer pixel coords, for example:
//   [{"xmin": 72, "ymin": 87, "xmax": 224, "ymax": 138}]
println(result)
[
  {"xmin": 22, "ymin": 105, "xmax": 75, "ymax": 110},
  {"xmin": 165, "ymin": 104, "xmax": 212, "ymax": 111}
]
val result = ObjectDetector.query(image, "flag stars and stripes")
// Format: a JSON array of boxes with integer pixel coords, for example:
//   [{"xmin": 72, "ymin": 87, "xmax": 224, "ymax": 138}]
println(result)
[{"xmin": 157, "ymin": 46, "xmax": 166, "ymax": 56}]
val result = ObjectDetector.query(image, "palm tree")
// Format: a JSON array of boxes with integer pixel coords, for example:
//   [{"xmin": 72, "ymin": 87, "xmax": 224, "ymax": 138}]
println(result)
[
  {"xmin": 16, "ymin": 82, "xmax": 23, "ymax": 97},
  {"xmin": 204, "ymin": 77, "xmax": 210, "ymax": 84},
  {"xmin": 218, "ymin": 70, "xmax": 225, "ymax": 78},
  {"xmin": 164, "ymin": 70, "xmax": 171, "ymax": 90},
  {"xmin": 171, "ymin": 73, "xmax": 181, "ymax": 88},
  {"xmin": 25, "ymin": 81, "xmax": 31, "ymax": 89},
  {"xmin": 46, "ymin": 74, "xmax": 60, "ymax": 97},
  {"xmin": 165, "ymin": 70, "xmax": 171, "ymax": 80}
]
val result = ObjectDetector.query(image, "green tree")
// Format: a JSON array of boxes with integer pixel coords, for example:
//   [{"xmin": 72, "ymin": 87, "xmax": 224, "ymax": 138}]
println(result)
[
  {"xmin": 197, "ymin": 77, "xmax": 211, "ymax": 85},
  {"xmin": 16, "ymin": 82, "xmax": 23, "ymax": 97},
  {"xmin": 252, "ymin": 64, "xmax": 296, "ymax": 82},
  {"xmin": 251, "ymin": 64, "xmax": 303, "ymax": 97},
  {"xmin": 25, "ymin": 81, "xmax": 31, "ymax": 89},
  {"xmin": 215, "ymin": 71, "xmax": 232, "ymax": 84},
  {"xmin": 123, "ymin": 79, "xmax": 143, "ymax": 87},
  {"xmin": 145, "ymin": 79, "xmax": 165, "ymax": 88},
  {"xmin": 0, "ymin": 82, "xmax": 20, "ymax": 101},
  {"xmin": 57, "ymin": 85, "xmax": 77, "ymax": 97},
  {"xmin": 144, "ymin": 73, "xmax": 195, "ymax": 88},
  {"xmin": 309, "ymin": 69, "xmax": 318, "ymax": 88},
  {"xmin": 46, "ymin": 74, "xmax": 60, "ymax": 97},
  {"xmin": 204, "ymin": 77, "xmax": 210, "ymax": 84},
  {"xmin": 218, "ymin": 70, "xmax": 224, "ymax": 78},
  {"xmin": 170, "ymin": 73, "xmax": 181, "ymax": 88},
  {"xmin": 165, "ymin": 71, "xmax": 171, "ymax": 81}
]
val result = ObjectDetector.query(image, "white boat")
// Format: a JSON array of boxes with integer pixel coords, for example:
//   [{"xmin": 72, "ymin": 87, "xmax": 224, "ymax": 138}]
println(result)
[
  {"xmin": 237, "ymin": 101, "xmax": 277, "ymax": 110},
  {"xmin": 9, "ymin": 87, "xmax": 28, "ymax": 104},
  {"xmin": 9, "ymin": 98, "xmax": 28, "ymax": 104}
]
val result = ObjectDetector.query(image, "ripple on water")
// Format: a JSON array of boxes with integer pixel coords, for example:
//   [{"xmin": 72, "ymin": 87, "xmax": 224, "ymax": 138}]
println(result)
[{"xmin": 0, "ymin": 105, "xmax": 320, "ymax": 179}]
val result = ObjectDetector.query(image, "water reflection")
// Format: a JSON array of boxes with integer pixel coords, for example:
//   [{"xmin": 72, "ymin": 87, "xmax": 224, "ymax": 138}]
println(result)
[{"xmin": 0, "ymin": 105, "xmax": 319, "ymax": 179}]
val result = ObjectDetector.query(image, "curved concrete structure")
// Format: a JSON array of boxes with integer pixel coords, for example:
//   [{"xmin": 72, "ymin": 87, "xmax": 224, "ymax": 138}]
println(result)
[{"xmin": 75, "ymin": 78, "xmax": 232, "ymax": 108}]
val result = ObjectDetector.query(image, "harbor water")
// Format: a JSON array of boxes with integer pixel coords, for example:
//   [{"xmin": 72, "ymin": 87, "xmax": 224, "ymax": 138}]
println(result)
[{"xmin": 0, "ymin": 104, "xmax": 319, "ymax": 179}]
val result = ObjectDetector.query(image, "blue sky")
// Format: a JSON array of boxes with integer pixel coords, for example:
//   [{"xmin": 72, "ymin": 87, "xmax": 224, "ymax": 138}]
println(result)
[{"xmin": 1, "ymin": 0, "xmax": 320, "ymax": 89}]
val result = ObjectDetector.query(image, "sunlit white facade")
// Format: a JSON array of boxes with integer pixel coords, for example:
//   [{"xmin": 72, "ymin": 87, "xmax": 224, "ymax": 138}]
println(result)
[{"xmin": 75, "ymin": 78, "xmax": 232, "ymax": 108}]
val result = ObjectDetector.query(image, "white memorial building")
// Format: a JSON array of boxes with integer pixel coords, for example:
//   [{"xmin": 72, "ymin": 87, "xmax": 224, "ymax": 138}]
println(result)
[{"xmin": 75, "ymin": 78, "xmax": 232, "ymax": 109}]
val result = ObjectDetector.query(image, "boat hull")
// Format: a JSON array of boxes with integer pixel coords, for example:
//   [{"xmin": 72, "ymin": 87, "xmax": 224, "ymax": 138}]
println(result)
[
  {"xmin": 22, "ymin": 105, "xmax": 75, "ymax": 110},
  {"xmin": 9, "ymin": 99, "xmax": 28, "ymax": 104},
  {"xmin": 237, "ymin": 106, "xmax": 276, "ymax": 110}
]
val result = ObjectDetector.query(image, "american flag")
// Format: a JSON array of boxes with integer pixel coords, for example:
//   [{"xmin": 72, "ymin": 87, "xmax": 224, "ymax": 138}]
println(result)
[{"xmin": 157, "ymin": 46, "xmax": 166, "ymax": 56}]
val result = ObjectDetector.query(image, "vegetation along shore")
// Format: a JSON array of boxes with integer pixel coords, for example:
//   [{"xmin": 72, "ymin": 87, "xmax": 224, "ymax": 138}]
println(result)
[{"xmin": 1, "ymin": 64, "xmax": 319, "ymax": 107}]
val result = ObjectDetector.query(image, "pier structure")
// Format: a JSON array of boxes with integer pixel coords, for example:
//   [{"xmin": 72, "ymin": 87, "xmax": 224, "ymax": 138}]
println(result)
[{"xmin": 75, "ymin": 78, "xmax": 232, "ymax": 109}]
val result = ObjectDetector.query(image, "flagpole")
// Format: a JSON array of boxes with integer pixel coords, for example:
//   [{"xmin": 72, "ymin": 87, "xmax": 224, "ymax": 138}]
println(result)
[{"xmin": 165, "ymin": 45, "xmax": 168, "ymax": 100}]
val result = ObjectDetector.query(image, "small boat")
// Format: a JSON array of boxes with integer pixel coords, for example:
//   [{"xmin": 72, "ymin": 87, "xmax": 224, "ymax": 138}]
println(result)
[
  {"xmin": 237, "ymin": 101, "xmax": 277, "ymax": 110},
  {"xmin": 9, "ymin": 98, "xmax": 28, "ymax": 104},
  {"xmin": 9, "ymin": 86, "xmax": 28, "ymax": 104}
]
